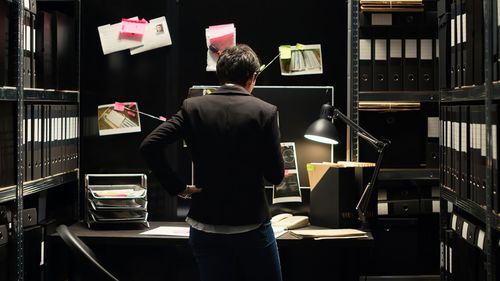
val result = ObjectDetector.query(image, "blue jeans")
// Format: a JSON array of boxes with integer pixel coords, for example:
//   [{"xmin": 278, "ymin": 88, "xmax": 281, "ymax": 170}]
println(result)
[{"xmin": 188, "ymin": 222, "xmax": 283, "ymax": 281}]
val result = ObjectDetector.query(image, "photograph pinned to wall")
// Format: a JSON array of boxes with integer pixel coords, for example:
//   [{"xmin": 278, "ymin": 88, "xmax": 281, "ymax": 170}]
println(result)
[
  {"xmin": 97, "ymin": 102, "xmax": 141, "ymax": 136},
  {"xmin": 130, "ymin": 16, "xmax": 172, "ymax": 55},
  {"xmin": 279, "ymin": 44, "xmax": 323, "ymax": 76},
  {"xmin": 273, "ymin": 142, "xmax": 302, "ymax": 203},
  {"xmin": 205, "ymin": 23, "xmax": 236, "ymax": 71}
]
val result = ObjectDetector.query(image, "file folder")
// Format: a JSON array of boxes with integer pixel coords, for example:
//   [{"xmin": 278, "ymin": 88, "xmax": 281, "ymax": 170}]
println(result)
[
  {"xmin": 455, "ymin": 0, "xmax": 463, "ymax": 87},
  {"xmin": 388, "ymin": 39, "xmax": 403, "ymax": 91},
  {"xmin": 33, "ymin": 105, "xmax": 42, "ymax": 180},
  {"xmin": 450, "ymin": 2, "xmax": 456, "ymax": 88},
  {"xmin": 25, "ymin": 105, "xmax": 32, "ymax": 182},
  {"xmin": 403, "ymin": 39, "xmax": 418, "ymax": 91},
  {"xmin": 434, "ymin": 39, "xmax": 439, "ymax": 90},
  {"xmin": 473, "ymin": 0, "xmax": 484, "ymax": 85},
  {"xmin": 426, "ymin": 116, "xmax": 439, "ymax": 168},
  {"xmin": 0, "ymin": 0, "xmax": 8, "ymax": 86},
  {"xmin": 463, "ymin": 0, "xmax": 474, "ymax": 86},
  {"xmin": 438, "ymin": 1, "xmax": 451, "ymax": 89},
  {"xmin": 359, "ymin": 39, "xmax": 372, "ymax": 91},
  {"xmin": 373, "ymin": 39, "xmax": 388, "ymax": 91},
  {"xmin": 419, "ymin": 39, "xmax": 434, "ymax": 90},
  {"xmin": 35, "ymin": 11, "xmax": 55, "ymax": 89},
  {"xmin": 42, "ymin": 104, "xmax": 50, "ymax": 178},
  {"xmin": 493, "ymin": 104, "xmax": 498, "ymax": 212},
  {"xmin": 460, "ymin": 105, "xmax": 469, "ymax": 199}
]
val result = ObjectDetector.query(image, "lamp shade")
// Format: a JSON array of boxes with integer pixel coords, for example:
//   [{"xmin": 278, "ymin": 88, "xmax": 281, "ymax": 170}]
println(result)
[{"xmin": 304, "ymin": 118, "xmax": 339, "ymax": 145}]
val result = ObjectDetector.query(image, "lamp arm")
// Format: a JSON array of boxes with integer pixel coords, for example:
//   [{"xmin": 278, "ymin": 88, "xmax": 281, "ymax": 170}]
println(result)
[
  {"xmin": 355, "ymin": 141, "xmax": 387, "ymax": 228},
  {"xmin": 331, "ymin": 107, "xmax": 385, "ymax": 152}
]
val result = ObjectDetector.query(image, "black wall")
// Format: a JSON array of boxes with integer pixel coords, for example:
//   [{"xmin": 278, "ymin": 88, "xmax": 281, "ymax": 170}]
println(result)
[{"xmin": 80, "ymin": 0, "xmax": 348, "ymax": 219}]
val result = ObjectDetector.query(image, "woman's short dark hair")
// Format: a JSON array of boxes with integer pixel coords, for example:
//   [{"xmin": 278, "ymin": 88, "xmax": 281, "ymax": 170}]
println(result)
[{"xmin": 216, "ymin": 44, "xmax": 260, "ymax": 87}]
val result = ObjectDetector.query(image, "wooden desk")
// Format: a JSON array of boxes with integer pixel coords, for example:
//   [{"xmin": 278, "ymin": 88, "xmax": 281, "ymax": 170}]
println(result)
[{"xmin": 48, "ymin": 221, "xmax": 373, "ymax": 281}]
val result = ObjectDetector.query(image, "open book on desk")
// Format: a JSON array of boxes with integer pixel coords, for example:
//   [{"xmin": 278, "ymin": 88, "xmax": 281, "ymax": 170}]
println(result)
[{"xmin": 271, "ymin": 213, "xmax": 367, "ymax": 239}]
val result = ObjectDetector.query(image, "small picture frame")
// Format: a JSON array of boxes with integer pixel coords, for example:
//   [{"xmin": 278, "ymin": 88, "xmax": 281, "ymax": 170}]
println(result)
[
  {"xmin": 279, "ymin": 44, "xmax": 323, "ymax": 76},
  {"xmin": 97, "ymin": 102, "xmax": 141, "ymax": 136}
]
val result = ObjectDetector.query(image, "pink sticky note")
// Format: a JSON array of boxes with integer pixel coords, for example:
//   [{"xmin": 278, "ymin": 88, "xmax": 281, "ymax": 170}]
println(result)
[
  {"xmin": 120, "ymin": 18, "xmax": 148, "ymax": 40},
  {"xmin": 114, "ymin": 102, "xmax": 125, "ymax": 112},
  {"xmin": 127, "ymin": 111, "xmax": 137, "ymax": 117},
  {"xmin": 284, "ymin": 170, "xmax": 289, "ymax": 176},
  {"xmin": 159, "ymin": 116, "xmax": 167, "ymax": 121},
  {"xmin": 127, "ymin": 102, "xmax": 136, "ymax": 109}
]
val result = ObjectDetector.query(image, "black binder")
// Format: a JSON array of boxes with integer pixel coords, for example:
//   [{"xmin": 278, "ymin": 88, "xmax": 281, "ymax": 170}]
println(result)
[
  {"xmin": 463, "ymin": 0, "xmax": 474, "ymax": 86},
  {"xmin": 42, "ymin": 104, "xmax": 50, "ymax": 177},
  {"xmin": 388, "ymin": 39, "xmax": 403, "ymax": 91},
  {"xmin": 491, "ymin": 104, "xmax": 498, "ymax": 211},
  {"xmin": 438, "ymin": 0, "xmax": 451, "ymax": 89},
  {"xmin": 373, "ymin": 39, "xmax": 388, "ymax": 91},
  {"xmin": 434, "ymin": 39, "xmax": 440, "ymax": 90},
  {"xmin": 450, "ymin": 1, "xmax": 457, "ymax": 88},
  {"xmin": 460, "ymin": 105, "xmax": 469, "ymax": 200},
  {"xmin": 473, "ymin": 0, "xmax": 484, "ymax": 85},
  {"xmin": 0, "ymin": 0, "xmax": 8, "ymax": 86},
  {"xmin": 35, "ymin": 11, "xmax": 55, "ymax": 89},
  {"xmin": 359, "ymin": 39, "xmax": 372, "ymax": 91},
  {"xmin": 25, "ymin": 105, "xmax": 32, "ymax": 182},
  {"xmin": 53, "ymin": 11, "xmax": 77, "ymax": 90},
  {"xmin": 419, "ymin": 39, "xmax": 434, "ymax": 90},
  {"xmin": 496, "ymin": 0, "xmax": 500, "ymax": 82},
  {"xmin": 403, "ymin": 39, "xmax": 418, "ymax": 91},
  {"xmin": 426, "ymin": 116, "xmax": 439, "ymax": 168},
  {"xmin": 33, "ymin": 104, "xmax": 42, "ymax": 180},
  {"xmin": 455, "ymin": 0, "xmax": 463, "ymax": 87}
]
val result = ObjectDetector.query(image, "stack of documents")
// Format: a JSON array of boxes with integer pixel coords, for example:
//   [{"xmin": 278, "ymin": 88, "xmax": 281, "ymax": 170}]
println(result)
[
  {"xmin": 205, "ymin": 24, "xmax": 236, "ymax": 71},
  {"xmin": 277, "ymin": 225, "xmax": 368, "ymax": 240},
  {"xmin": 360, "ymin": 0, "xmax": 424, "ymax": 12},
  {"xmin": 98, "ymin": 16, "xmax": 172, "ymax": 55},
  {"xmin": 85, "ymin": 174, "xmax": 149, "ymax": 228}
]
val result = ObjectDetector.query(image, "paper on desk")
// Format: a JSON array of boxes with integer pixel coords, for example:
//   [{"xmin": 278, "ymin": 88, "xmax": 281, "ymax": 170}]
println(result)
[
  {"xmin": 140, "ymin": 226, "xmax": 190, "ymax": 237},
  {"xmin": 98, "ymin": 17, "xmax": 144, "ymax": 55},
  {"xmin": 290, "ymin": 228, "xmax": 367, "ymax": 239},
  {"xmin": 130, "ymin": 16, "xmax": 172, "ymax": 55}
]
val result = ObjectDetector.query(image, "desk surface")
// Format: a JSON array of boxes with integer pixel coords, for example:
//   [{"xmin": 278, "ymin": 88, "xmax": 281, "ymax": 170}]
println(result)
[{"xmin": 65, "ymin": 221, "xmax": 373, "ymax": 248}]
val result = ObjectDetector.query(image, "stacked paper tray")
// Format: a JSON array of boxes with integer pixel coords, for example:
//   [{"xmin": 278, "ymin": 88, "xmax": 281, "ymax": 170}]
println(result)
[{"xmin": 85, "ymin": 174, "xmax": 149, "ymax": 228}]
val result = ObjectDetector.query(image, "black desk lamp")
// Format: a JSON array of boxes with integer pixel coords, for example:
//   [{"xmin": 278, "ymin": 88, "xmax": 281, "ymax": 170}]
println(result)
[{"xmin": 304, "ymin": 103, "xmax": 390, "ymax": 228}]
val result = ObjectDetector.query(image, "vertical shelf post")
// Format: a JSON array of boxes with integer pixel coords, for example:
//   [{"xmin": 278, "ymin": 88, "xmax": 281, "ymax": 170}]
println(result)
[
  {"xmin": 348, "ymin": 0, "xmax": 360, "ymax": 162},
  {"xmin": 483, "ymin": 0, "xmax": 496, "ymax": 279},
  {"xmin": 13, "ymin": 0, "xmax": 24, "ymax": 279}
]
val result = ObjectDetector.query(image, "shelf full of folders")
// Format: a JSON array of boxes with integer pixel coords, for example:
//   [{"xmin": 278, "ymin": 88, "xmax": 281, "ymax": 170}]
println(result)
[
  {"xmin": 85, "ymin": 174, "xmax": 149, "ymax": 228},
  {"xmin": 0, "ymin": 87, "xmax": 79, "ymax": 103}
]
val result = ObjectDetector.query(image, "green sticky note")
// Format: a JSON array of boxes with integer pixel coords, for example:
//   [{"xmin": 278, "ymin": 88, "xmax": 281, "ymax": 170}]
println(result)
[
  {"xmin": 279, "ymin": 45, "xmax": 292, "ymax": 59},
  {"xmin": 296, "ymin": 43, "xmax": 305, "ymax": 50},
  {"xmin": 306, "ymin": 163, "xmax": 315, "ymax": 172},
  {"xmin": 259, "ymin": 64, "xmax": 266, "ymax": 71}
]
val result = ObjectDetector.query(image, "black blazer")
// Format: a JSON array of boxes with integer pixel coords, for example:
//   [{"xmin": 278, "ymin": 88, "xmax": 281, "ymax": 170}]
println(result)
[{"xmin": 140, "ymin": 84, "xmax": 284, "ymax": 225}]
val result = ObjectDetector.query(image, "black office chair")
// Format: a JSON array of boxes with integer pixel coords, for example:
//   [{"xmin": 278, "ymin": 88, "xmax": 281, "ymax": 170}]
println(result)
[{"xmin": 56, "ymin": 224, "xmax": 120, "ymax": 281}]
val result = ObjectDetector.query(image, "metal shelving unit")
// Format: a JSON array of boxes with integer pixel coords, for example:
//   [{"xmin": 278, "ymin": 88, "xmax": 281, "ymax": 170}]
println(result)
[
  {"xmin": 1, "ymin": 0, "xmax": 81, "ymax": 279},
  {"xmin": 438, "ymin": 1, "xmax": 498, "ymax": 280},
  {"xmin": 0, "ymin": 87, "xmax": 79, "ymax": 102},
  {"xmin": 378, "ymin": 168, "xmax": 440, "ymax": 181},
  {"xmin": 0, "ymin": 170, "xmax": 79, "ymax": 204},
  {"xmin": 360, "ymin": 91, "xmax": 439, "ymax": 102}
]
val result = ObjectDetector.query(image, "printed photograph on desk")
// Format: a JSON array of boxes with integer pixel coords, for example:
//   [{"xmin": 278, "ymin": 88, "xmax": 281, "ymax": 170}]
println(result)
[
  {"xmin": 279, "ymin": 44, "xmax": 323, "ymax": 76},
  {"xmin": 97, "ymin": 102, "xmax": 141, "ymax": 136},
  {"xmin": 273, "ymin": 142, "xmax": 302, "ymax": 203}
]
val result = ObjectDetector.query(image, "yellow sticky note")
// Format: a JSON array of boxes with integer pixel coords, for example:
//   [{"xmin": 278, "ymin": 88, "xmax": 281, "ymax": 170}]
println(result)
[
  {"xmin": 306, "ymin": 163, "xmax": 315, "ymax": 172},
  {"xmin": 296, "ymin": 43, "xmax": 305, "ymax": 50},
  {"xmin": 279, "ymin": 45, "xmax": 291, "ymax": 59}
]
